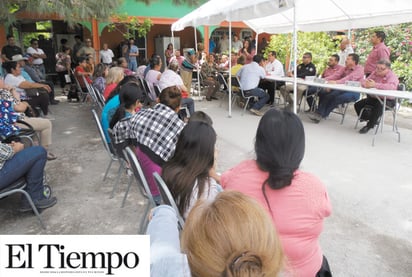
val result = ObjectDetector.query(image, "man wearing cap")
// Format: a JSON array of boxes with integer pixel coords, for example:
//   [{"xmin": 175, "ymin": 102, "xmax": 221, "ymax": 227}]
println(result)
[
  {"xmin": 27, "ymin": 38, "xmax": 47, "ymax": 78},
  {"xmin": 1, "ymin": 35, "xmax": 23, "ymax": 62},
  {"xmin": 20, "ymin": 54, "xmax": 59, "ymax": 105},
  {"xmin": 77, "ymin": 38, "xmax": 96, "ymax": 64}
]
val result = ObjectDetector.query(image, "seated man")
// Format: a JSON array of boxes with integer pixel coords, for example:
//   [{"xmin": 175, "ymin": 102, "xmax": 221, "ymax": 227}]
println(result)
[
  {"xmin": 126, "ymin": 86, "xmax": 185, "ymax": 203},
  {"xmin": 0, "ymin": 142, "xmax": 57, "ymax": 212},
  {"xmin": 306, "ymin": 54, "xmax": 345, "ymax": 109},
  {"xmin": 259, "ymin": 50, "xmax": 285, "ymax": 105},
  {"xmin": 20, "ymin": 54, "xmax": 59, "ymax": 105},
  {"xmin": 355, "ymin": 59, "xmax": 399, "ymax": 134},
  {"xmin": 280, "ymin": 52, "xmax": 316, "ymax": 110},
  {"xmin": 159, "ymin": 61, "xmax": 195, "ymax": 116},
  {"xmin": 236, "ymin": 55, "xmax": 269, "ymax": 116},
  {"xmin": 309, "ymin": 53, "xmax": 364, "ymax": 123}
]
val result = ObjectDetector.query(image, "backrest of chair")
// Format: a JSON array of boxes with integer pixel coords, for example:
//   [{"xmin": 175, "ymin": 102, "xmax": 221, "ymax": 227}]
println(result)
[
  {"xmin": 153, "ymin": 172, "xmax": 185, "ymax": 229},
  {"xmin": 71, "ymin": 68, "xmax": 83, "ymax": 92},
  {"xmin": 107, "ymin": 128, "xmax": 126, "ymax": 160},
  {"xmin": 217, "ymin": 73, "xmax": 228, "ymax": 92},
  {"xmin": 231, "ymin": 76, "xmax": 242, "ymax": 90},
  {"xmin": 153, "ymin": 84, "xmax": 161, "ymax": 97},
  {"xmin": 123, "ymin": 147, "xmax": 156, "ymax": 206},
  {"xmin": 398, "ymin": 83, "xmax": 406, "ymax": 91},
  {"xmin": 91, "ymin": 109, "xmax": 114, "ymax": 158}
]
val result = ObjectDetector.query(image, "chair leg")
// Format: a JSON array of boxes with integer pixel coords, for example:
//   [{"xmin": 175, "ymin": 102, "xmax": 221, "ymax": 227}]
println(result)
[
  {"xmin": 110, "ymin": 160, "xmax": 125, "ymax": 199},
  {"xmin": 21, "ymin": 190, "xmax": 46, "ymax": 229},
  {"xmin": 139, "ymin": 202, "xmax": 152, "ymax": 234},
  {"xmin": 103, "ymin": 159, "xmax": 114, "ymax": 181},
  {"xmin": 340, "ymin": 104, "xmax": 349, "ymax": 125},
  {"xmin": 242, "ymin": 98, "xmax": 251, "ymax": 116},
  {"xmin": 121, "ymin": 175, "xmax": 133, "ymax": 208}
]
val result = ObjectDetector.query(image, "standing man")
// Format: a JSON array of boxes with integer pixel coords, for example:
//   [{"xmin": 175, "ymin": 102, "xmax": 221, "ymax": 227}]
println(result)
[
  {"xmin": 280, "ymin": 52, "xmax": 316, "ymax": 110},
  {"xmin": 364, "ymin": 31, "xmax": 390, "ymax": 77},
  {"xmin": 237, "ymin": 55, "xmax": 269, "ymax": 116},
  {"xmin": 1, "ymin": 35, "xmax": 23, "ymax": 62},
  {"xmin": 259, "ymin": 50, "xmax": 285, "ymax": 105},
  {"xmin": 128, "ymin": 38, "xmax": 139, "ymax": 72},
  {"xmin": 77, "ymin": 38, "xmax": 95, "ymax": 63},
  {"xmin": 355, "ymin": 59, "xmax": 399, "ymax": 134},
  {"xmin": 337, "ymin": 37, "xmax": 354, "ymax": 66},
  {"xmin": 27, "ymin": 38, "xmax": 47, "ymax": 78},
  {"xmin": 72, "ymin": 35, "xmax": 84, "ymax": 66},
  {"xmin": 100, "ymin": 43, "xmax": 114, "ymax": 66}
]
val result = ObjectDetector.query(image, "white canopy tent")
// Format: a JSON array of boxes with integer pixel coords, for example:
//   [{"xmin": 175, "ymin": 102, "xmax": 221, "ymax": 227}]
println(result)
[
  {"xmin": 244, "ymin": 0, "xmax": 412, "ymax": 113},
  {"xmin": 171, "ymin": 0, "xmax": 292, "ymax": 117},
  {"xmin": 244, "ymin": 0, "xmax": 412, "ymax": 34}
]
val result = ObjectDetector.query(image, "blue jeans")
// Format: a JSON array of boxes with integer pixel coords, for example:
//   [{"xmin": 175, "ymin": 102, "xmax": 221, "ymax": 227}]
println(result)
[
  {"xmin": 0, "ymin": 146, "xmax": 47, "ymax": 201},
  {"xmin": 128, "ymin": 59, "xmax": 137, "ymax": 72},
  {"xmin": 181, "ymin": 98, "xmax": 195, "ymax": 116},
  {"xmin": 246, "ymin": 87, "xmax": 269, "ymax": 110},
  {"xmin": 317, "ymin": 90, "xmax": 359, "ymax": 118}
]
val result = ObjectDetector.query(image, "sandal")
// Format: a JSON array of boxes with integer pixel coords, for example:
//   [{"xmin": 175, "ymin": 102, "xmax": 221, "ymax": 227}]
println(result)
[{"xmin": 47, "ymin": 152, "xmax": 57, "ymax": 161}]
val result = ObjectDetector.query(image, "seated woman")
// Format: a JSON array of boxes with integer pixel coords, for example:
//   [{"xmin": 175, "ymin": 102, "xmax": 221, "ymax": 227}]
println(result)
[
  {"xmin": 0, "ymin": 79, "xmax": 56, "ymax": 160},
  {"xmin": 162, "ymin": 121, "xmax": 220, "ymax": 219},
  {"xmin": 3, "ymin": 61, "xmax": 51, "ymax": 117},
  {"xmin": 220, "ymin": 109, "xmax": 332, "ymax": 277},
  {"xmin": 74, "ymin": 56, "xmax": 92, "ymax": 93},
  {"xmin": 92, "ymin": 63, "xmax": 108, "ymax": 95},
  {"xmin": 0, "ymin": 142, "xmax": 57, "ymax": 212},
  {"xmin": 110, "ymin": 81, "xmax": 146, "ymax": 154},
  {"xmin": 126, "ymin": 86, "xmax": 185, "ymax": 204},
  {"xmin": 144, "ymin": 55, "xmax": 162, "ymax": 102},
  {"xmin": 148, "ymin": 191, "xmax": 284, "ymax": 277},
  {"xmin": 101, "ymin": 75, "xmax": 139, "ymax": 145},
  {"xmin": 159, "ymin": 61, "xmax": 195, "ymax": 116},
  {"xmin": 117, "ymin": 57, "xmax": 134, "ymax": 76},
  {"xmin": 103, "ymin": 66, "xmax": 124, "ymax": 100}
]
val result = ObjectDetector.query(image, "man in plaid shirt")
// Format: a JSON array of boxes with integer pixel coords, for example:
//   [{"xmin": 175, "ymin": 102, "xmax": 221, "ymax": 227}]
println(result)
[{"xmin": 113, "ymin": 86, "xmax": 184, "ymax": 202}]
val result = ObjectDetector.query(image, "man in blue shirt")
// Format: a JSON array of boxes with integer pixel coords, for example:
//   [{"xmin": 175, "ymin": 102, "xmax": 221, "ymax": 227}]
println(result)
[{"xmin": 236, "ymin": 55, "xmax": 269, "ymax": 116}]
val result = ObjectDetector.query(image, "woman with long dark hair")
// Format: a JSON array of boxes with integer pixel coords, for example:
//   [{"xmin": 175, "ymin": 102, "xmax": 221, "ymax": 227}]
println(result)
[
  {"xmin": 221, "ymin": 109, "xmax": 332, "ymax": 277},
  {"xmin": 162, "ymin": 121, "xmax": 221, "ymax": 218}
]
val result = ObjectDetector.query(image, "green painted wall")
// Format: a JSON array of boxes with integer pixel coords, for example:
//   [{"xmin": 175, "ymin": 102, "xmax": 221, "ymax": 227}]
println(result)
[{"xmin": 117, "ymin": 0, "xmax": 206, "ymax": 18}]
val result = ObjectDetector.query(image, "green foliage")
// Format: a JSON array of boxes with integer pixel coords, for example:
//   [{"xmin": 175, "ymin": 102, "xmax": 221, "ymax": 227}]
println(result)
[
  {"xmin": 266, "ymin": 32, "xmax": 336, "ymax": 74},
  {"xmin": 108, "ymin": 16, "xmax": 153, "ymax": 39},
  {"xmin": 353, "ymin": 23, "xmax": 412, "ymax": 90}
]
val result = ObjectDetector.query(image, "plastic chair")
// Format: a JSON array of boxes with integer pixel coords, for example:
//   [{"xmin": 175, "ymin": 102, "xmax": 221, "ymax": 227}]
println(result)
[
  {"xmin": 231, "ymin": 76, "xmax": 257, "ymax": 115},
  {"xmin": 0, "ymin": 178, "xmax": 46, "ymax": 229},
  {"xmin": 123, "ymin": 147, "xmax": 157, "ymax": 233},
  {"xmin": 153, "ymin": 172, "xmax": 185, "ymax": 230},
  {"xmin": 91, "ymin": 109, "xmax": 125, "ymax": 193}
]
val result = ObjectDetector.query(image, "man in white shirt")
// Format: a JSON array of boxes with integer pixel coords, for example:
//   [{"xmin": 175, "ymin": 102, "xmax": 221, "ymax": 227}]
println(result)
[
  {"xmin": 338, "ymin": 37, "xmax": 354, "ymax": 66},
  {"xmin": 259, "ymin": 51, "xmax": 285, "ymax": 105},
  {"xmin": 236, "ymin": 55, "xmax": 269, "ymax": 116},
  {"xmin": 26, "ymin": 38, "xmax": 47, "ymax": 78},
  {"xmin": 99, "ymin": 43, "xmax": 114, "ymax": 66}
]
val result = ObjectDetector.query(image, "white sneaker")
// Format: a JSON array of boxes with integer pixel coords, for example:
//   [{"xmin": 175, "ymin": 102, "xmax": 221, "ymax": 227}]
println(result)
[{"xmin": 250, "ymin": 108, "xmax": 264, "ymax": 116}]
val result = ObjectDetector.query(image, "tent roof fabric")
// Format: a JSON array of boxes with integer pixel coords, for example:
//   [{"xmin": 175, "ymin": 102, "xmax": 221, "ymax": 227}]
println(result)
[
  {"xmin": 171, "ymin": 0, "xmax": 292, "ymax": 31},
  {"xmin": 244, "ymin": 0, "xmax": 412, "ymax": 34}
]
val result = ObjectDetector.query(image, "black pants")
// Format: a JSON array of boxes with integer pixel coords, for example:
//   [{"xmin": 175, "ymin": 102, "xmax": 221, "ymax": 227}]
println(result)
[
  {"xmin": 26, "ymin": 92, "xmax": 49, "ymax": 116},
  {"xmin": 259, "ymin": 80, "xmax": 284, "ymax": 104},
  {"xmin": 354, "ymin": 96, "xmax": 395, "ymax": 128},
  {"xmin": 316, "ymin": 255, "xmax": 332, "ymax": 277},
  {"xmin": 39, "ymin": 81, "xmax": 56, "ymax": 102}
]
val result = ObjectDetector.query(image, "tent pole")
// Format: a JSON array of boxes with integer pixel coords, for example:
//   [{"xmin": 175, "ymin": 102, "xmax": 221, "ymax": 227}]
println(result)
[
  {"xmin": 228, "ymin": 20, "xmax": 232, "ymax": 117},
  {"xmin": 292, "ymin": 4, "xmax": 297, "ymax": 114},
  {"xmin": 194, "ymin": 26, "xmax": 201, "ymax": 100}
]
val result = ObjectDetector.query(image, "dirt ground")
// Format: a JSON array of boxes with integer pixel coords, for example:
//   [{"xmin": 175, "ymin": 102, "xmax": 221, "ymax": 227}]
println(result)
[{"xmin": 1, "ymin": 88, "xmax": 412, "ymax": 276}]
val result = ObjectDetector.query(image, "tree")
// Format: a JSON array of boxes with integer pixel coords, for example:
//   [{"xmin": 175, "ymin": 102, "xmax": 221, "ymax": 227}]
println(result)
[{"xmin": 0, "ymin": 0, "xmax": 201, "ymax": 26}]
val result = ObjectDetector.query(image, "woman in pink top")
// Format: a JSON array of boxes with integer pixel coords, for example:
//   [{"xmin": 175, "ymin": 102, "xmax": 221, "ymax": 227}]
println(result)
[{"xmin": 221, "ymin": 109, "xmax": 332, "ymax": 277}]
